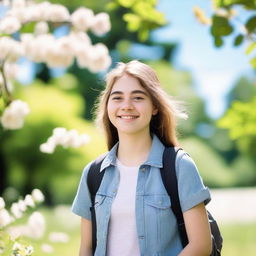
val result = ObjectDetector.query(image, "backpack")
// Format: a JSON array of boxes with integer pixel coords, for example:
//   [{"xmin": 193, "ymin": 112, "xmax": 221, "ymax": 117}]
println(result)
[{"xmin": 87, "ymin": 147, "xmax": 223, "ymax": 255}]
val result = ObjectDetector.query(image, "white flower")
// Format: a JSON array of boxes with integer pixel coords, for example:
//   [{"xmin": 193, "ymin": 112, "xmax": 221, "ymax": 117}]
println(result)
[
  {"xmin": 21, "ymin": 33, "xmax": 55, "ymax": 63},
  {"xmin": 36, "ymin": 2, "xmax": 52, "ymax": 21},
  {"xmin": 0, "ymin": 209, "xmax": 12, "ymax": 227},
  {"xmin": 17, "ymin": 199, "xmax": 27, "ymax": 212},
  {"xmin": 0, "ymin": 100, "xmax": 30, "ymax": 130},
  {"xmin": 10, "ymin": 202, "xmax": 23, "ymax": 219},
  {"xmin": 32, "ymin": 189, "xmax": 44, "ymax": 203},
  {"xmin": 12, "ymin": 0, "xmax": 26, "ymax": 9},
  {"xmin": 71, "ymin": 7, "xmax": 94, "ymax": 31},
  {"xmin": 87, "ymin": 43, "xmax": 111, "ymax": 72},
  {"xmin": 49, "ymin": 232, "xmax": 69, "ymax": 243},
  {"xmin": 28, "ymin": 211, "xmax": 45, "ymax": 239},
  {"xmin": 60, "ymin": 129, "xmax": 81, "ymax": 148},
  {"xmin": 45, "ymin": 38, "xmax": 74, "ymax": 68},
  {"xmin": 24, "ymin": 194, "xmax": 35, "ymax": 208},
  {"xmin": 47, "ymin": 4, "xmax": 70, "ymax": 22},
  {"xmin": 34, "ymin": 21, "xmax": 49, "ymax": 35},
  {"xmin": 52, "ymin": 127, "xmax": 67, "ymax": 143},
  {"xmin": 40, "ymin": 141, "xmax": 56, "ymax": 154},
  {"xmin": 25, "ymin": 245, "xmax": 34, "ymax": 255},
  {"xmin": 0, "ymin": 37, "xmax": 24, "ymax": 61},
  {"xmin": 0, "ymin": 16, "xmax": 21, "ymax": 34},
  {"xmin": 91, "ymin": 13, "xmax": 111, "ymax": 36},
  {"xmin": 80, "ymin": 134, "xmax": 90, "ymax": 144},
  {"xmin": 0, "ymin": 197, "xmax": 5, "ymax": 209},
  {"xmin": 41, "ymin": 243, "xmax": 54, "ymax": 253}
]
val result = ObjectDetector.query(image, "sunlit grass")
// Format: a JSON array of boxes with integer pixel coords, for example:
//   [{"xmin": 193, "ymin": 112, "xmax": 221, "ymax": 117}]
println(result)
[
  {"xmin": 22, "ymin": 207, "xmax": 256, "ymax": 256},
  {"xmin": 221, "ymin": 222, "xmax": 256, "ymax": 256}
]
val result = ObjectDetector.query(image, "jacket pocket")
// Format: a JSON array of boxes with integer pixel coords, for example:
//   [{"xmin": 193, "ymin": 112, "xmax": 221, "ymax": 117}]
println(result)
[{"xmin": 145, "ymin": 195, "xmax": 171, "ymax": 209}]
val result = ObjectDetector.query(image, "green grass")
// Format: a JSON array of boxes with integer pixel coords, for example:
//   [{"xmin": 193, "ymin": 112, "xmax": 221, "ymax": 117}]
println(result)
[
  {"xmin": 25, "ymin": 206, "xmax": 80, "ymax": 256},
  {"xmin": 221, "ymin": 222, "xmax": 256, "ymax": 256},
  {"xmin": 9, "ymin": 207, "xmax": 256, "ymax": 256}
]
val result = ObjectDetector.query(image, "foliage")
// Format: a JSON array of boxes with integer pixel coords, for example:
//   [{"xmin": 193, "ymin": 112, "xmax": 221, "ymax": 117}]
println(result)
[
  {"xmin": 194, "ymin": 0, "xmax": 256, "ymax": 68},
  {"xmin": 217, "ymin": 97, "xmax": 256, "ymax": 157},
  {"xmin": 181, "ymin": 137, "xmax": 236, "ymax": 188},
  {"xmin": 0, "ymin": 76, "xmax": 106, "ymax": 204},
  {"xmin": 221, "ymin": 222, "xmax": 256, "ymax": 256}
]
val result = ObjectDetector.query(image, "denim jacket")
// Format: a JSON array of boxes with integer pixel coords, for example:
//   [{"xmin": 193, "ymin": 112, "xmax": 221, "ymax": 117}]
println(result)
[{"xmin": 72, "ymin": 135, "xmax": 211, "ymax": 256}]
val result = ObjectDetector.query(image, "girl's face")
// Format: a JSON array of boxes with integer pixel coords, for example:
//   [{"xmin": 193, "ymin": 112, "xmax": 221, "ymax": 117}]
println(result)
[{"xmin": 107, "ymin": 74, "xmax": 158, "ymax": 137}]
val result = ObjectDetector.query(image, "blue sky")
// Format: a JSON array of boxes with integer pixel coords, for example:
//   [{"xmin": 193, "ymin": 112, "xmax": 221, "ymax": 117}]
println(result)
[{"xmin": 152, "ymin": 0, "xmax": 253, "ymax": 118}]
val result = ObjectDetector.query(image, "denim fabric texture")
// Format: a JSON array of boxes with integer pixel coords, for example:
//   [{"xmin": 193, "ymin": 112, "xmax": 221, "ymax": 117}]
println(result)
[{"xmin": 72, "ymin": 134, "xmax": 211, "ymax": 256}]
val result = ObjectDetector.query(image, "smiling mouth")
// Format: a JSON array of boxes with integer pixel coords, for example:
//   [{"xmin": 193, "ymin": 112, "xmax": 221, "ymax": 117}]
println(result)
[{"xmin": 117, "ymin": 115, "xmax": 139, "ymax": 119}]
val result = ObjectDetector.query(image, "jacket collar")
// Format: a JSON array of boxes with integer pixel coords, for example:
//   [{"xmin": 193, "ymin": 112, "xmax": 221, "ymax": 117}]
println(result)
[{"xmin": 100, "ymin": 134, "xmax": 165, "ymax": 172}]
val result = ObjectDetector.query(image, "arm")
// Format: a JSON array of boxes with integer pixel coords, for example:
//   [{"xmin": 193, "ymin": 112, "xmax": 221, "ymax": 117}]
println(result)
[
  {"xmin": 79, "ymin": 217, "xmax": 93, "ymax": 256},
  {"xmin": 178, "ymin": 203, "xmax": 212, "ymax": 256}
]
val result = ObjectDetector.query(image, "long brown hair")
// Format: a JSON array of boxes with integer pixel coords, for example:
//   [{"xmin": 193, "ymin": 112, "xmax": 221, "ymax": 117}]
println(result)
[{"xmin": 94, "ymin": 60, "xmax": 187, "ymax": 150}]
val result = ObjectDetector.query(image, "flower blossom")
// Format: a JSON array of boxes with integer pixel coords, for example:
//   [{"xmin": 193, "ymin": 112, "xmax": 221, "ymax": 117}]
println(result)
[
  {"xmin": 32, "ymin": 189, "xmax": 45, "ymax": 203},
  {"xmin": 40, "ymin": 127, "xmax": 90, "ymax": 153},
  {"xmin": 47, "ymin": 4, "xmax": 70, "ymax": 22},
  {"xmin": 34, "ymin": 21, "xmax": 49, "ymax": 35},
  {"xmin": 87, "ymin": 43, "xmax": 112, "ymax": 72},
  {"xmin": 0, "ymin": 16, "xmax": 21, "ymax": 34},
  {"xmin": 71, "ymin": 7, "xmax": 94, "ymax": 31},
  {"xmin": 0, "ymin": 209, "xmax": 13, "ymax": 227},
  {"xmin": 12, "ymin": 242, "xmax": 34, "ymax": 256},
  {"xmin": 49, "ymin": 232, "xmax": 69, "ymax": 243},
  {"xmin": 0, "ymin": 100, "xmax": 30, "ymax": 130},
  {"xmin": 0, "ymin": 37, "xmax": 24, "ymax": 62},
  {"xmin": 24, "ymin": 194, "xmax": 35, "ymax": 208},
  {"xmin": 41, "ymin": 243, "xmax": 54, "ymax": 253},
  {"xmin": 27, "ymin": 211, "xmax": 45, "ymax": 239},
  {"xmin": 91, "ymin": 13, "xmax": 111, "ymax": 36},
  {"xmin": 0, "ymin": 197, "xmax": 5, "ymax": 209},
  {"xmin": 10, "ymin": 202, "xmax": 23, "ymax": 219}
]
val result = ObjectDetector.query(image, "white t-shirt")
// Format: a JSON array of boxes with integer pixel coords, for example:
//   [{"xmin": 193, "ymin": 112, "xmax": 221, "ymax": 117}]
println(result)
[{"xmin": 106, "ymin": 159, "xmax": 140, "ymax": 256}]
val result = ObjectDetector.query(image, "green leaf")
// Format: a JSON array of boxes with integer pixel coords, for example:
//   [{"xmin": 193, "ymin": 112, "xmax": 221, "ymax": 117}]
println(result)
[
  {"xmin": 245, "ymin": 42, "xmax": 256, "ymax": 55},
  {"xmin": 211, "ymin": 15, "xmax": 233, "ymax": 37},
  {"xmin": 106, "ymin": 2, "xmax": 119, "ymax": 11},
  {"xmin": 245, "ymin": 16, "xmax": 256, "ymax": 33},
  {"xmin": 123, "ymin": 13, "xmax": 141, "ymax": 32},
  {"xmin": 213, "ymin": 0, "xmax": 256, "ymax": 9},
  {"xmin": 118, "ymin": 0, "xmax": 136, "ymax": 8},
  {"xmin": 249, "ymin": 56, "xmax": 256, "ymax": 68},
  {"xmin": 138, "ymin": 28, "xmax": 149, "ymax": 42},
  {"xmin": 214, "ymin": 36, "xmax": 224, "ymax": 47},
  {"xmin": 233, "ymin": 34, "xmax": 244, "ymax": 46}
]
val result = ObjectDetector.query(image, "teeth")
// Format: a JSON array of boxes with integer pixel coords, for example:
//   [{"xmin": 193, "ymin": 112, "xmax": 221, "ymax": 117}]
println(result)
[{"xmin": 120, "ymin": 116, "xmax": 137, "ymax": 119}]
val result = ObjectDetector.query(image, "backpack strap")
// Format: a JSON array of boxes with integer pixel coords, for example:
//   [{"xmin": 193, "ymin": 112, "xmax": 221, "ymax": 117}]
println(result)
[
  {"xmin": 161, "ymin": 147, "xmax": 189, "ymax": 247},
  {"xmin": 87, "ymin": 153, "xmax": 108, "ymax": 254}
]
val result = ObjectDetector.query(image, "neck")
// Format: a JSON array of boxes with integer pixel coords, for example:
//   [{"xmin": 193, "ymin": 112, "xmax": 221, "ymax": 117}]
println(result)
[{"xmin": 117, "ymin": 131, "xmax": 152, "ymax": 166}]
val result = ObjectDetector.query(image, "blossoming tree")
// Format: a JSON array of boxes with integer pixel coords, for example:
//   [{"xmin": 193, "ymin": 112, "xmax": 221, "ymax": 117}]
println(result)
[{"xmin": 0, "ymin": 0, "xmax": 111, "ymax": 153}]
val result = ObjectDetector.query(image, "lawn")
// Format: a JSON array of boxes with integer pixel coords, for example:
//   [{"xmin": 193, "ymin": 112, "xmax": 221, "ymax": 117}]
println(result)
[{"xmin": 18, "ymin": 206, "xmax": 256, "ymax": 255}]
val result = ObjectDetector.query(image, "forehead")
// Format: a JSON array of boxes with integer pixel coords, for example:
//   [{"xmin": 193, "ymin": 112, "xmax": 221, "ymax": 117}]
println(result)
[{"xmin": 111, "ymin": 74, "xmax": 146, "ymax": 93}]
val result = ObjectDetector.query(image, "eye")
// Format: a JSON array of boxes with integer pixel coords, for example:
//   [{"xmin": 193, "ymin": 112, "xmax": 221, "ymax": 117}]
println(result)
[
  {"xmin": 133, "ymin": 96, "xmax": 144, "ymax": 101},
  {"xmin": 111, "ymin": 96, "xmax": 122, "ymax": 101}
]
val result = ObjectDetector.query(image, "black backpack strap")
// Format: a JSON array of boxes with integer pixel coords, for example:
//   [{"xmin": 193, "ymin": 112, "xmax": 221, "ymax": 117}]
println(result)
[
  {"xmin": 87, "ymin": 153, "xmax": 107, "ymax": 254},
  {"xmin": 161, "ymin": 147, "xmax": 188, "ymax": 247}
]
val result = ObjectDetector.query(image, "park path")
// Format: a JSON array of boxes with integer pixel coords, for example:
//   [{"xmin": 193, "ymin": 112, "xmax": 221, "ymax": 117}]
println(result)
[{"xmin": 206, "ymin": 187, "xmax": 256, "ymax": 224}]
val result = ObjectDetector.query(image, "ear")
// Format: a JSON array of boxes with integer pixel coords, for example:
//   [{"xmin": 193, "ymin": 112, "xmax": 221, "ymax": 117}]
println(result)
[{"xmin": 152, "ymin": 108, "xmax": 158, "ymax": 116}]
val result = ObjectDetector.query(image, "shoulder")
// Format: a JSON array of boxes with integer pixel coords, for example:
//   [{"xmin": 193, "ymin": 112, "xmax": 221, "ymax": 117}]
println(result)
[{"xmin": 175, "ymin": 149, "xmax": 198, "ymax": 173}]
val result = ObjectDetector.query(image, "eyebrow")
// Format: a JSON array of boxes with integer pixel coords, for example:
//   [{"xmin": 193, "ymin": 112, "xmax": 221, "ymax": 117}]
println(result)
[{"xmin": 110, "ymin": 90, "xmax": 148, "ymax": 96}]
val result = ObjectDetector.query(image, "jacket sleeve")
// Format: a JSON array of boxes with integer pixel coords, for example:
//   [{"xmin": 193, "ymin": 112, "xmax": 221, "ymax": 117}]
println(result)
[
  {"xmin": 71, "ymin": 161, "xmax": 93, "ymax": 220},
  {"xmin": 175, "ymin": 151, "xmax": 211, "ymax": 212}
]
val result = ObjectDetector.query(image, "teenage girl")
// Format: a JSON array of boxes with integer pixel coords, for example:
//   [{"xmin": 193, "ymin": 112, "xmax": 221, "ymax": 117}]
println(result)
[{"xmin": 72, "ymin": 60, "xmax": 212, "ymax": 256}]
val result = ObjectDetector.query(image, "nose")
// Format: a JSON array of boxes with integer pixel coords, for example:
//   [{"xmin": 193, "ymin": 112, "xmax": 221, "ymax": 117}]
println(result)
[{"xmin": 121, "ymin": 99, "xmax": 134, "ymax": 110}]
